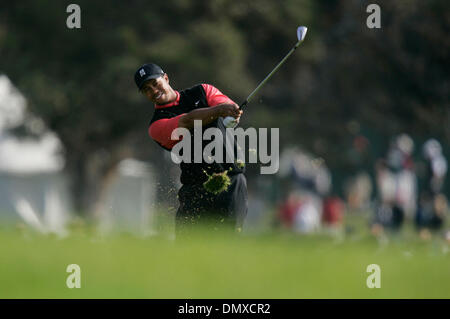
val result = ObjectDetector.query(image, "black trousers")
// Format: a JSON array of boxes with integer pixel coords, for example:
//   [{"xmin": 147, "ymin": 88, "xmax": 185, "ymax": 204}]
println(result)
[{"xmin": 176, "ymin": 173, "xmax": 248, "ymax": 233}]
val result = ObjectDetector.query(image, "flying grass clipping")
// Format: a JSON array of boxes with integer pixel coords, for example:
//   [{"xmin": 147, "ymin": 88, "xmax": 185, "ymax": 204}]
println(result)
[
  {"xmin": 202, "ymin": 157, "xmax": 248, "ymax": 194},
  {"xmin": 203, "ymin": 168, "xmax": 232, "ymax": 194}
]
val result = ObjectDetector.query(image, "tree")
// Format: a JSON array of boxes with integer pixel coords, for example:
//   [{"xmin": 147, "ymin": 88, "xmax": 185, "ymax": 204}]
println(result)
[{"xmin": 0, "ymin": 0, "xmax": 258, "ymax": 215}]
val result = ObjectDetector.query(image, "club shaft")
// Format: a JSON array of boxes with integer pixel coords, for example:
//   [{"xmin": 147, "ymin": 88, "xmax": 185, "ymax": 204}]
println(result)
[{"xmin": 241, "ymin": 39, "xmax": 302, "ymax": 108}]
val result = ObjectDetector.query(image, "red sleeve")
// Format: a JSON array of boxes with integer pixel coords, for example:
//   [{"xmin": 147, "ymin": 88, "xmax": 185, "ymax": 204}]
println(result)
[
  {"xmin": 148, "ymin": 114, "xmax": 185, "ymax": 150},
  {"xmin": 202, "ymin": 83, "xmax": 236, "ymax": 107}
]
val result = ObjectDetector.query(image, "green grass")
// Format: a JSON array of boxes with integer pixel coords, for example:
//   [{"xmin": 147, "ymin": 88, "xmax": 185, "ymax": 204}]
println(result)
[{"xmin": 0, "ymin": 223, "xmax": 449, "ymax": 299}]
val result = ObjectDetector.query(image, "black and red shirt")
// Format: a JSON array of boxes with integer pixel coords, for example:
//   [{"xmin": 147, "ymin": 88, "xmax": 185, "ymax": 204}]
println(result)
[{"xmin": 148, "ymin": 84, "xmax": 245, "ymax": 185}]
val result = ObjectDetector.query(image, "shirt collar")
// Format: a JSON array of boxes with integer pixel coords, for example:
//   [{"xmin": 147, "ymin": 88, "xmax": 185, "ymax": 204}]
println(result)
[{"xmin": 155, "ymin": 91, "xmax": 180, "ymax": 109}]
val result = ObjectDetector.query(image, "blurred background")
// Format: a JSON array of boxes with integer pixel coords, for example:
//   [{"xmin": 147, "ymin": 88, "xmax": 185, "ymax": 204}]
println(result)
[{"xmin": 0, "ymin": 0, "xmax": 448, "ymax": 241}]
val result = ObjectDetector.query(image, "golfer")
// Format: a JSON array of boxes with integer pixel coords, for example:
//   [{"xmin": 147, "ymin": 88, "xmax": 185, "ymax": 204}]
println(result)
[{"xmin": 134, "ymin": 63, "xmax": 248, "ymax": 233}]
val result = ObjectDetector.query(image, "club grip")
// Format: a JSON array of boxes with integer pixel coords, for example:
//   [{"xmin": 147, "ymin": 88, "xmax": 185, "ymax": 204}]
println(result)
[{"xmin": 223, "ymin": 100, "xmax": 248, "ymax": 128}]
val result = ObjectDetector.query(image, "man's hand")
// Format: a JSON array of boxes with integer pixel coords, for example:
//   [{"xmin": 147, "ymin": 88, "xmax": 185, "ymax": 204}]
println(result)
[
  {"xmin": 217, "ymin": 103, "xmax": 243, "ymax": 128},
  {"xmin": 178, "ymin": 103, "xmax": 243, "ymax": 129},
  {"xmin": 216, "ymin": 103, "xmax": 243, "ymax": 119}
]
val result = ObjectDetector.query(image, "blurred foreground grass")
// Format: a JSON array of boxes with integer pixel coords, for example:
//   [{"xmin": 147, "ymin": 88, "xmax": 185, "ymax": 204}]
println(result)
[{"xmin": 0, "ymin": 224, "xmax": 449, "ymax": 299}]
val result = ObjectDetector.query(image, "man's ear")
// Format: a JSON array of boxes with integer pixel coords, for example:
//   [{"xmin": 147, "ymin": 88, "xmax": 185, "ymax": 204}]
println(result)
[{"xmin": 163, "ymin": 73, "xmax": 169, "ymax": 83}]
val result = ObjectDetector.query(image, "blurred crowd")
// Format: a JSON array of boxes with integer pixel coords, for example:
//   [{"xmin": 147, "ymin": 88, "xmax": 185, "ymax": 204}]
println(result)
[
  {"xmin": 275, "ymin": 135, "xmax": 449, "ymax": 240},
  {"xmin": 372, "ymin": 135, "xmax": 448, "ymax": 239},
  {"xmin": 277, "ymin": 147, "xmax": 345, "ymax": 235}
]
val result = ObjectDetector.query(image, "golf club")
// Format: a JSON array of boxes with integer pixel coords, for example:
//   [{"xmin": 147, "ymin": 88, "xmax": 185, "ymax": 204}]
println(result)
[{"xmin": 223, "ymin": 26, "xmax": 308, "ymax": 128}]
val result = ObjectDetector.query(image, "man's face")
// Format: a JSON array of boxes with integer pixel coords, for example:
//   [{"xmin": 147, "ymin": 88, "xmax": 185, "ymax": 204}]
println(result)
[{"xmin": 140, "ymin": 73, "xmax": 173, "ymax": 105}]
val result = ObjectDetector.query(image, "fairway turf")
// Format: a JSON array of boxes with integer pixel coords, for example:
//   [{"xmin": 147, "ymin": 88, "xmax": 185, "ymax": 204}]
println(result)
[{"xmin": 1, "ymin": 226, "xmax": 449, "ymax": 299}]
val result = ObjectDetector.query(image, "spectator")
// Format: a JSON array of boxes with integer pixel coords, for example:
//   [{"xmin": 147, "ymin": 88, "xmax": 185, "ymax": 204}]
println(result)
[{"xmin": 416, "ymin": 139, "xmax": 448, "ymax": 234}]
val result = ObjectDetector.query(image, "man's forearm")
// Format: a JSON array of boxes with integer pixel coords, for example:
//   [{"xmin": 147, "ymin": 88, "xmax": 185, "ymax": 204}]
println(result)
[{"xmin": 178, "ymin": 107, "xmax": 222, "ymax": 129}]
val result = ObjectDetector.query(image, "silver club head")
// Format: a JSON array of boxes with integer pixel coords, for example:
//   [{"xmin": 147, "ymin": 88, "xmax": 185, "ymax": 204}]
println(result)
[{"xmin": 297, "ymin": 26, "xmax": 308, "ymax": 42}]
